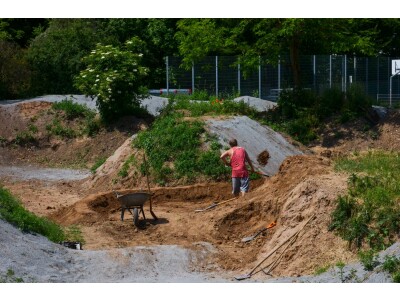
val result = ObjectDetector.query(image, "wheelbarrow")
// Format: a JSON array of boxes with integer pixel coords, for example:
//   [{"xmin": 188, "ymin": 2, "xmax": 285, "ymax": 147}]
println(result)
[{"xmin": 114, "ymin": 191, "xmax": 158, "ymax": 227}]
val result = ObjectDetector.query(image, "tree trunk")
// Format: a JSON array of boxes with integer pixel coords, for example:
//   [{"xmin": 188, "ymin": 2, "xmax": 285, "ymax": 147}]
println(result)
[{"xmin": 289, "ymin": 34, "xmax": 301, "ymax": 90}]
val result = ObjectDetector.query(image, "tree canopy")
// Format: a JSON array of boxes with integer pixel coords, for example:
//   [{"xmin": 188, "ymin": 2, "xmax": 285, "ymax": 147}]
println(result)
[{"xmin": 1, "ymin": 18, "xmax": 400, "ymax": 106}]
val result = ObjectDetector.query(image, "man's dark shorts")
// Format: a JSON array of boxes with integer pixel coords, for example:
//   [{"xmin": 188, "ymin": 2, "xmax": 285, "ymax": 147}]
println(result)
[{"xmin": 232, "ymin": 177, "xmax": 250, "ymax": 195}]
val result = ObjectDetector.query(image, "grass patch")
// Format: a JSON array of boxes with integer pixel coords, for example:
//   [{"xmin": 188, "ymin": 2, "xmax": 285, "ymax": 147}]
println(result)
[
  {"xmin": 46, "ymin": 118, "xmax": 76, "ymax": 139},
  {"xmin": 314, "ymin": 264, "xmax": 331, "ymax": 275},
  {"xmin": 0, "ymin": 186, "xmax": 65, "ymax": 243},
  {"xmin": 165, "ymin": 97, "xmax": 258, "ymax": 118},
  {"xmin": 52, "ymin": 98, "xmax": 95, "ymax": 120},
  {"xmin": 330, "ymin": 151, "xmax": 400, "ymax": 250},
  {"xmin": 91, "ymin": 157, "xmax": 107, "ymax": 173},
  {"xmin": 64, "ymin": 225, "xmax": 85, "ymax": 245},
  {"xmin": 49, "ymin": 98, "xmax": 101, "ymax": 138},
  {"xmin": 382, "ymin": 255, "xmax": 400, "ymax": 282},
  {"xmin": 118, "ymin": 155, "xmax": 137, "ymax": 178},
  {"xmin": 164, "ymin": 88, "xmax": 258, "ymax": 119},
  {"xmin": 134, "ymin": 112, "xmax": 229, "ymax": 185},
  {"xmin": 0, "ymin": 269, "xmax": 24, "ymax": 283},
  {"xmin": 14, "ymin": 130, "xmax": 37, "ymax": 145}
]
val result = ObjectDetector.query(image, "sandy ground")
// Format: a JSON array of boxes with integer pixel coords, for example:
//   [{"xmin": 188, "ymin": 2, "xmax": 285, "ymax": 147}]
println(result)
[{"xmin": 2, "ymin": 95, "xmax": 400, "ymax": 286}]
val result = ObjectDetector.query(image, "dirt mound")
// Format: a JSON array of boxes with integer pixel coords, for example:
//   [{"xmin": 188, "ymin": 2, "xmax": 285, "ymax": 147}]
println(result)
[
  {"xmin": 212, "ymin": 155, "xmax": 357, "ymax": 277},
  {"xmin": 257, "ymin": 150, "xmax": 270, "ymax": 166},
  {"xmin": 310, "ymin": 108, "xmax": 400, "ymax": 155},
  {"xmin": 47, "ymin": 154, "xmax": 356, "ymax": 278},
  {"xmin": 0, "ymin": 100, "xmax": 149, "ymax": 168}
]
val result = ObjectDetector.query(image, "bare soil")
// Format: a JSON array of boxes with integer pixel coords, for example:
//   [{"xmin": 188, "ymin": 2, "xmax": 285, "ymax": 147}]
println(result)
[{"xmin": 2, "ymin": 100, "xmax": 400, "ymax": 280}]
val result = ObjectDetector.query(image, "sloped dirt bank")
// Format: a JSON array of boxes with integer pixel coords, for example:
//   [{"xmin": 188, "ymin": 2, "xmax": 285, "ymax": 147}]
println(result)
[
  {"xmin": 43, "ymin": 155, "xmax": 357, "ymax": 279},
  {"xmin": 3, "ymin": 98, "xmax": 400, "ymax": 283}
]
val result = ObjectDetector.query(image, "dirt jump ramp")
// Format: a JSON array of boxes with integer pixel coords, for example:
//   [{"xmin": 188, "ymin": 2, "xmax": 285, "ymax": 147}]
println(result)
[{"xmin": 206, "ymin": 116, "xmax": 303, "ymax": 176}]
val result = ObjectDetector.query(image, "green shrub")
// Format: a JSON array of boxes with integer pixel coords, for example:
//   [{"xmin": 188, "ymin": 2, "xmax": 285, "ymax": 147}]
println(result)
[
  {"xmin": 190, "ymin": 89, "xmax": 210, "ymax": 100},
  {"xmin": 314, "ymin": 265, "xmax": 331, "ymax": 275},
  {"xmin": 118, "ymin": 155, "xmax": 136, "ymax": 178},
  {"xmin": 15, "ymin": 130, "xmax": 36, "ymax": 145},
  {"xmin": 382, "ymin": 255, "xmax": 400, "ymax": 274},
  {"xmin": 358, "ymin": 250, "xmax": 379, "ymax": 271},
  {"xmin": 331, "ymin": 151, "xmax": 400, "ymax": 250},
  {"xmin": 318, "ymin": 87, "xmax": 344, "ymax": 118},
  {"xmin": 284, "ymin": 111, "xmax": 319, "ymax": 144},
  {"xmin": 46, "ymin": 119, "xmax": 76, "ymax": 139},
  {"xmin": 52, "ymin": 98, "xmax": 94, "ymax": 120},
  {"xmin": 0, "ymin": 186, "xmax": 65, "ymax": 243},
  {"xmin": 0, "ymin": 40, "xmax": 31, "ymax": 99},
  {"xmin": 134, "ymin": 113, "xmax": 229, "ymax": 183},
  {"xmin": 197, "ymin": 150, "xmax": 228, "ymax": 179},
  {"xmin": 74, "ymin": 38, "xmax": 149, "ymax": 122},
  {"xmin": 345, "ymin": 83, "xmax": 373, "ymax": 115},
  {"xmin": 82, "ymin": 115, "xmax": 102, "ymax": 137},
  {"xmin": 28, "ymin": 124, "xmax": 38, "ymax": 133}
]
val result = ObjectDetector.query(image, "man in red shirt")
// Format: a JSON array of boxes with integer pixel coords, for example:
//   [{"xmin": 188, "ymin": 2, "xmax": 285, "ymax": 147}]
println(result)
[{"xmin": 220, "ymin": 138, "xmax": 255, "ymax": 197}]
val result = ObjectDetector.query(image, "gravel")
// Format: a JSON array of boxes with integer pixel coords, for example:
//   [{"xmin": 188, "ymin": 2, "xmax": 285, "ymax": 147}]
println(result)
[
  {"xmin": 0, "ymin": 94, "xmax": 277, "ymax": 117},
  {"xmin": 0, "ymin": 218, "xmax": 232, "ymax": 283},
  {"xmin": 0, "ymin": 165, "xmax": 91, "ymax": 182}
]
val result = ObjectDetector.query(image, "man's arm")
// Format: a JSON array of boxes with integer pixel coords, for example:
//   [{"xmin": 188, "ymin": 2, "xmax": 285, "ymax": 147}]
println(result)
[
  {"xmin": 220, "ymin": 149, "xmax": 231, "ymax": 166},
  {"xmin": 245, "ymin": 151, "xmax": 255, "ymax": 173}
]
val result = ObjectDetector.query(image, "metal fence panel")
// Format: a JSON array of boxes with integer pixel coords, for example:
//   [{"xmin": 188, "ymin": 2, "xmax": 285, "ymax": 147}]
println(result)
[{"xmin": 164, "ymin": 55, "xmax": 400, "ymax": 104}]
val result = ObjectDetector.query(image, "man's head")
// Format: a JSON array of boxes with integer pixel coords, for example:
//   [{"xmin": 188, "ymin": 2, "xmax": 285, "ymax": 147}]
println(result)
[{"xmin": 229, "ymin": 138, "xmax": 238, "ymax": 147}]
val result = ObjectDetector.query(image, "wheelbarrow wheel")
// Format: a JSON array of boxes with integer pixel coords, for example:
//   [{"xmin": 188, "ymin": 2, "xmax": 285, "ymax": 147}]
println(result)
[{"xmin": 133, "ymin": 208, "xmax": 139, "ymax": 227}]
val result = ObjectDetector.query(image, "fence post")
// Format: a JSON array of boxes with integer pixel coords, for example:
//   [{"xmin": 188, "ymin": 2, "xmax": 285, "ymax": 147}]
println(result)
[
  {"xmin": 313, "ymin": 55, "xmax": 316, "ymax": 91},
  {"xmin": 258, "ymin": 56, "xmax": 261, "ymax": 98},
  {"xmin": 377, "ymin": 57, "xmax": 380, "ymax": 96},
  {"xmin": 354, "ymin": 56, "xmax": 357, "ymax": 83},
  {"xmin": 192, "ymin": 61, "xmax": 195, "ymax": 94},
  {"xmin": 366, "ymin": 58, "xmax": 368, "ymax": 95},
  {"xmin": 238, "ymin": 60, "xmax": 241, "ymax": 95},
  {"xmin": 329, "ymin": 55, "xmax": 332, "ymax": 88},
  {"xmin": 344, "ymin": 55, "xmax": 347, "ymax": 93},
  {"xmin": 166, "ymin": 56, "xmax": 169, "ymax": 96},
  {"xmin": 278, "ymin": 56, "xmax": 281, "ymax": 90},
  {"xmin": 216, "ymin": 56, "xmax": 218, "ymax": 98}
]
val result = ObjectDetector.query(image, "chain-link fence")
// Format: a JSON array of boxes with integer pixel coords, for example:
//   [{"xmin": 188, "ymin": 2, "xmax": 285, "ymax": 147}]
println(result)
[{"xmin": 156, "ymin": 55, "xmax": 400, "ymax": 106}]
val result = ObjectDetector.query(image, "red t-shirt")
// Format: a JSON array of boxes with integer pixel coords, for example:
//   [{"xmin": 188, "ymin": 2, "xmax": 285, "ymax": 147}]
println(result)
[{"xmin": 230, "ymin": 147, "xmax": 248, "ymax": 178}]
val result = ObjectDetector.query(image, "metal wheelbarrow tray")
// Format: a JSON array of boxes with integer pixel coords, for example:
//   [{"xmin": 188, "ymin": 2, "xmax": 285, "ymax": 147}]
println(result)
[{"xmin": 115, "ymin": 192, "xmax": 158, "ymax": 227}]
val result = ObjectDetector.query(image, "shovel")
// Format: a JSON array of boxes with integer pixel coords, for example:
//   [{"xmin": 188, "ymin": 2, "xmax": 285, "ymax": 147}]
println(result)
[
  {"xmin": 253, "ymin": 170, "xmax": 269, "ymax": 177},
  {"xmin": 241, "ymin": 221, "xmax": 277, "ymax": 243},
  {"xmin": 194, "ymin": 197, "xmax": 237, "ymax": 212}
]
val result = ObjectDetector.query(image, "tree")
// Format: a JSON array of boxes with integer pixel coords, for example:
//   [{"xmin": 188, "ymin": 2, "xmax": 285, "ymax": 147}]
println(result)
[
  {"xmin": 0, "ymin": 18, "xmax": 47, "ymax": 47},
  {"xmin": 27, "ymin": 19, "xmax": 108, "ymax": 95},
  {"xmin": 0, "ymin": 40, "xmax": 31, "ymax": 99},
  {"xmin": 175, "ymin": 18, "xmax": 385, "ymax": 90},
  {"xmin": 74, "ymin": 38, "xmax": 148, "ymax": 122}
]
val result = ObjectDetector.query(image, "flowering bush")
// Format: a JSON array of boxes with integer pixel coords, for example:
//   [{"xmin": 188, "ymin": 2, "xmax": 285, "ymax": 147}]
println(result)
[{"xmin": 74, "ymin": 38, "xmax": 149, "ymax": 121}]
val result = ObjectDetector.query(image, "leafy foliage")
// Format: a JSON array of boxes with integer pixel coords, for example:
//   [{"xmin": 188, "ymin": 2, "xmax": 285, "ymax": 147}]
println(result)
[
  {"xmin": 358, "ymin": 250, "xmax": 379, "ymax": 271},
  {"xmin": 52, "ymin": 98, "xmax": 95, "ymax": 120},
  {"xmin": 134, "ymin": 112, "xmax": 229, "ymax": 185},
  {"xmin": 166, "ymin": 93, "xmax": 258, "ymax": 118},
  {"xmin": 330, "ymin": 151, "xmax": 400, "ymax": 250},
  {"xmin": 27, "ymin": 19, "xmax": 106, "ymax": 95},
  {"xmin": 91, "ymin": 157, "xmax": 107, "ymax": 173},
  {"xmin": 262, "ymin": 86, "xmax": 373, "ymax": 144},
  {"xmin": 0, "ymin": 40, "xmax": 31, "ymax": 99},
  {"xmin": 74, "ymin": 39, "xmax": 149, "ymax": 122}
]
